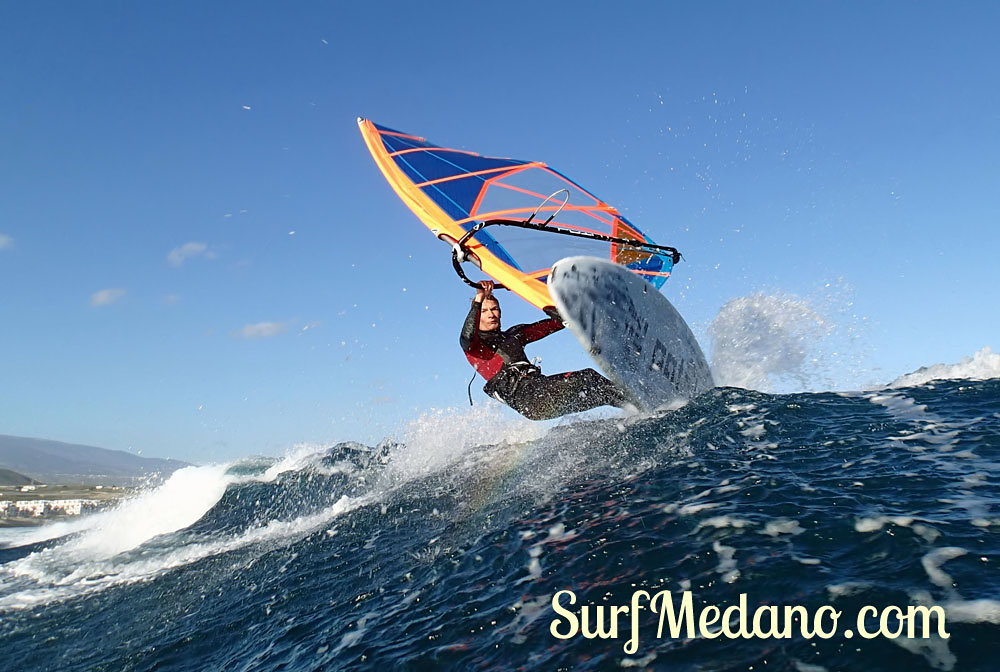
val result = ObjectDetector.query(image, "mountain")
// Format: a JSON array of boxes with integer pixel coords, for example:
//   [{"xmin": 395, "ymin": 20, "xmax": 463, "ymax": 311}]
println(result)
[
  {"xmin": 0, "ymin": 435, "xmax": 190, "ymax": 485},
  {"xmin": 0, "ymin": 468, "xmax": 39, "ymax": 486}
]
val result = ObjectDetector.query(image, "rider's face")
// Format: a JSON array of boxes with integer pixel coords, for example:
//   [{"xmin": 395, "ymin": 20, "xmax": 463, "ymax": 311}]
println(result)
[{"xmin": 479, "ymin": 299, "xmax": 501, "ymax": 331}]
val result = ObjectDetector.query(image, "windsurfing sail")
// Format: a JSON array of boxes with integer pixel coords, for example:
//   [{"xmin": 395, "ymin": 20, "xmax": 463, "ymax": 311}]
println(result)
[{"xmin": 357, "ymin": 118, "xmax": 679, "ymax": 312}]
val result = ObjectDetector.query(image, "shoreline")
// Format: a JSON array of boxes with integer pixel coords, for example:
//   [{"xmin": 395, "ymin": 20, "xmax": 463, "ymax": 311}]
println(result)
[
  {"xmin": 0, "ymin": 517, "xmax": 49, "ymax": 528},
  {"xmin": 0, "ymin": 484, "xmax": 131, "ymax": 502}
]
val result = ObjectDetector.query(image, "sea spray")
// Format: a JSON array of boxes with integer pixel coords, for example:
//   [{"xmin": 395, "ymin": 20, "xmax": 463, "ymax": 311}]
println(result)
[
  {"xmin": 707, "ymin": 292, "xmax": 831, "ymax": 391},
  {"xmin": 387, "ymin": 403, "xmax": 545, "ymax": 479},
  {"xmin": 68, "ymin": 464, "xmax": 233, "ymax": 558}
]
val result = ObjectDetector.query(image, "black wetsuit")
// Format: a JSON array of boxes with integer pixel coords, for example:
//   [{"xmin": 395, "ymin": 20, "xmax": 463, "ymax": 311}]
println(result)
[{"xmin": 460, "ymin": 300, "xmax": 627, "ymax": 420}]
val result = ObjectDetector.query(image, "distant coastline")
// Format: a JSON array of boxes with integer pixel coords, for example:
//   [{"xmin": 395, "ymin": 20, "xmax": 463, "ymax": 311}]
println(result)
[
  {"xmin": 0, "ymin": 433, "xmax": 190, "ymax": 487},
  {"xmin": 0, "ymin": 433, "xmax": 184, "ymax": 527},
  {"xmin": 0, "ymin": 484, "xmax": 131, "ymax": 527}
]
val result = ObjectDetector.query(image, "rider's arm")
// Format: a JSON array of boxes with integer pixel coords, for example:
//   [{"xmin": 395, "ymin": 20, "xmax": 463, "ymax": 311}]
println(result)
[
  {"xmin": 517, "ymin": 316, "xmax": 565, "ymax": 344},
  {"xmin": 459, "ymin": 300, "xmax": 482, "ymax": 351},
  {"xmin": 460, "ymin": 281, "xmax": 495, "ymax": 351}
]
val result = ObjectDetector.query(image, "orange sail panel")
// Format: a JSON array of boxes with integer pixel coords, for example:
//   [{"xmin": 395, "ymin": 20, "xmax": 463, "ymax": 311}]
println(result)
[{"xmin": 357, "ymin": 118, "xmax": 672, "ymax": 311}]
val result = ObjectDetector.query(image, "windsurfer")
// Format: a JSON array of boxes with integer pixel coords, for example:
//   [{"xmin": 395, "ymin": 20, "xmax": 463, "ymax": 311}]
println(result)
[{"xmin": 460, "ymin": 281, "xmax": 628, "ymax": 420}]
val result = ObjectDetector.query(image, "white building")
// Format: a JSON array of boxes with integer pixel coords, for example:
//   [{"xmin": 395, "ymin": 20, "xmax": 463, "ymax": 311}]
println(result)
[
  {"xmin": 14, "ymin": 500, "xmax": 49, "ymax": 516},
  {"xmin": 47, "ymin": 499, "xmax": 101, "ymax": 515},
  {"xmin": 0, "ymin": 498, "xmax": 103, "ymax": 518}
]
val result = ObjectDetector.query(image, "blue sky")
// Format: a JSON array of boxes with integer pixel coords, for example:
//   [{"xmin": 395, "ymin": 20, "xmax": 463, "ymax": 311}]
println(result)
[{"xmin": 1, "ymin": 2, "xmax": 997, "ymax": 462}]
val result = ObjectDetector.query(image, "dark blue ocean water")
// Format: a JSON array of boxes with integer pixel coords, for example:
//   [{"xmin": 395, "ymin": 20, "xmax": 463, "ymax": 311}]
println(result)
[{"xmin": 1, "ymin": 379, "xmax": 998, "ymax": 671}]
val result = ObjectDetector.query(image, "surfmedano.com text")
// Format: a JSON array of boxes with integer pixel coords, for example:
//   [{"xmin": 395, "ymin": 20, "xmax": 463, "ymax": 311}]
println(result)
[{"xmin": 549, "ymin": 589, "xmax": 949, "ymax": 654}]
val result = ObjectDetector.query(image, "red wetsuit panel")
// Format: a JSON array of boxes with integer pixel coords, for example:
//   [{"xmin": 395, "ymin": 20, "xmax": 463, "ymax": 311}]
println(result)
[{"xmin": 459, "ymin": 301, "xmax": 563, "ymax": 381}]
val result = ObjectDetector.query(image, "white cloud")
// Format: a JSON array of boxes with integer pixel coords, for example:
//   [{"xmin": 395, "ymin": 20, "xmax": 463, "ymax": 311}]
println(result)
[
  {"xmin": 233, "ymin": 322, "xmax": 287, "ymax": 339},
  {"xmin": 91, "ymin": 288, "xmax": 126, "ymax": 307},
  {"xmin": 0, "ymin": 234, "xmax": 12, "ymax": 250},
  {"xmin": 167, "ymin": 242, "xmax": 216, "ymax": 267}
]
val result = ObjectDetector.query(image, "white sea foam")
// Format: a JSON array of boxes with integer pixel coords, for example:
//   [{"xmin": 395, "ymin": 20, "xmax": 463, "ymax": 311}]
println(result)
[
  {"xmin": 0, "ymin": 493, "xmax": 369, "ymax": 611},
  {"xmin": 621, "ymin": 652, "xmax": 659, "ymax": 668},
  {"xmin": 0, "ymin": 441, "xmax": 390, "ymax": 611},
  {"xmin": 892, "ymin": 634, "xmax": 957, "ymax": 672},
  {"xmin": 793, "ymin": 662, "xmax": 829, "ymax": 672},
  {"xmin": 889, "ymin": 346, "xmax": 1000, "ymax": 388},
  {"xmin": 921, "ymin": 547, "xmax": 967, "ymax": 589},
  {"xmin": 698, "ymin": 516, "xmax": 752, "ymax": 530},
  {"xmin": 855, "ymin": 517, "xmax": 944, "ymax": 543},
  {"xmin": 912, "ymin": 524, "xmax": 942, "ymax": 543},
  {"xmin": 760, "ymin": 519, "xmax": 805, "ymax": 537},
  {"xmin": 679, "ymin": 502, "xmax": 722, "ymax": 515},
  {"xmin": 826, "ymin": 581, "xmax": 871, "ymax": 599},
  {"xmin": 887, "ymin": 430, "xmax": 960, "ymax": 447},
  {"xmin": 4, "ymin": 464, "xmax": 236, "ymax": 588},
  {"xmin": 866, "ymin": 392, "xmax": 928, "ymax": 420},
  {"xmin": 943, "ymin": 598, "xmax": 1000, "ymax": 624},
  {"xmin": 0, "ymin": 448, "xmax": 330, "ymax": 553},
  {"xmin": 0, "ymin": 515, "xmax": 99, "ymax": 549},
  {"xmin": 855, "ymin": 515, "xmax": 917, "ymax": 533},
  {"xmin": 712, "ymin": 540, "xmax": 740, "ymax": 583},
  {"xmin": 72, "ymin": 465, "xmax": 232, "ymax": 559}
]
